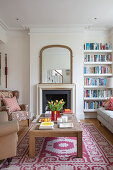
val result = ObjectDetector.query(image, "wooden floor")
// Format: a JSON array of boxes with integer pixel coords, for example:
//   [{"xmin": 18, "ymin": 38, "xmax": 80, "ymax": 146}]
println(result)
[{"xmin": 18, "ymin": 119, "xmax": 113, "ymax": 145}]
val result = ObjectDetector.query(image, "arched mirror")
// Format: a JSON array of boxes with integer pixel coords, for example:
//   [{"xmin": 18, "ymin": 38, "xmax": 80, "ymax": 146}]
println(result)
[{"xmin": 40, "ymin": 45, "xmax": 73, "ymax": 84}]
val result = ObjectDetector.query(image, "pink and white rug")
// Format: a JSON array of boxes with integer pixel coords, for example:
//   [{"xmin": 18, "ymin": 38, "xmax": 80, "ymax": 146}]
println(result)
[{"xmin": 1, "ymin": 123, "xmax": 113, "ymax": 170}]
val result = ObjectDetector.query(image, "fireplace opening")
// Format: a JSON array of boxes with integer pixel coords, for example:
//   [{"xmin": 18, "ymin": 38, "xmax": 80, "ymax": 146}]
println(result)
[{"xmin": 42, "ymin": 90, "xmax": 71, "ymax": 113}]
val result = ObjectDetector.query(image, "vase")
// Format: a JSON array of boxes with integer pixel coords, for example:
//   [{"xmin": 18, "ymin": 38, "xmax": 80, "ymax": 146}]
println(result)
[
  {"xmin": 51, "ymin": 111, "xmax": 60, "ymax": 121},
  {"xmin": 57, "ymin": 111, "xmax": 60, "ymax": 118},
  {"xmin": 51, "ymin": 111, "xmax": 55, "ymax": 121}
]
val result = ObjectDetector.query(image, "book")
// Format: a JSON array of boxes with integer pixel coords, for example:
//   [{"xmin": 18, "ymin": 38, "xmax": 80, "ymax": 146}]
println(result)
[
  {"xmin": 39, "ymin": 122, "xmax": 54, "ymax": 130},
  {"xmin": 63, "ymin": 109, "xmax": 73, "ymax": 114}
]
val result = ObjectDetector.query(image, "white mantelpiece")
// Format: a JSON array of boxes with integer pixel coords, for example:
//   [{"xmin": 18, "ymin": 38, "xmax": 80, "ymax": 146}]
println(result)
[{"xmin": 37, "ymin": 83, "xmax": 76, "ymax": 115}]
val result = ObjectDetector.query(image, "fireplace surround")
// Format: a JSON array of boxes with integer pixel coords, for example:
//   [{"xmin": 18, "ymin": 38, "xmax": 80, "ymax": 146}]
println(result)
[{"xmin": 37, "ymin": 84, "xmax": 76, "ymax": 115}]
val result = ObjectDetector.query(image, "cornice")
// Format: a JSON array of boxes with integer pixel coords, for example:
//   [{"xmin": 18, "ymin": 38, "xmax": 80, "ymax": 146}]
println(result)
[
  {"xmin": 29, "ymin": 25, "xmax": 84, "ymax": 34},
  {"xmin": 29, "ymin": 25, "xmax": 111, "ymax": 34}
]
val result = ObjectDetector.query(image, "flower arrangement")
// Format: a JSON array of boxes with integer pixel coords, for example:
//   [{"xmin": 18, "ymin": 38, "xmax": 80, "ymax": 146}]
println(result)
[{"xmin": 48, "ymin": 99, "xmax": 65, "ymax": 111}]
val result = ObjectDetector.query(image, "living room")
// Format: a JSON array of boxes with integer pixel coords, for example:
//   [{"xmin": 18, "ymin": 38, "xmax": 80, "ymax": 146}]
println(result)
[{"xmin": 0, "ymin": 0, "xmax": 113, "ymax": 169}]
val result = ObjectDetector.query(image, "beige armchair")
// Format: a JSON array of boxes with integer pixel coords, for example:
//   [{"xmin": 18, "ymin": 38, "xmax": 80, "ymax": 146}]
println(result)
[{"xmin": 0, "ymin": 111, "xmax": 19, "ymax": 161}]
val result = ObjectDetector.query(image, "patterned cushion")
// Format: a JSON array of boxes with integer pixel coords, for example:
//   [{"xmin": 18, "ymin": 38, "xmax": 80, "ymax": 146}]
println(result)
[
  {"xmin": 105, "ymin": 97, "xmax": 113, "ymax": 110},
  {"xmin": 0, "ymin": 91, "xmax": 13, "ymax": 98},
  {"xmin": 0, "ymin": 91, "xmax": 13, "ymax": 106},
  {"xmin": 11, "ymin": 111, "xmax": 29, "ymax": 121},
  {"xmin": 3, "ymin": 96, "xmax": 21, "ymax": 112}
]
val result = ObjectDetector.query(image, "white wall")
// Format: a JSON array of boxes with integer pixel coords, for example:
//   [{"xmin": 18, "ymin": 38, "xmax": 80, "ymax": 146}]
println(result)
[
  {"xmin": 0, "ymin": 28, "xmax": 111, "ymax": 120},
  {"xmin": 30, "ymin": 32, "xmax": 84, "ymax": 119},
  {"xmin": 0, "ymin": 31, "xmax": 30, "ymax": 105},
  {"xmin": 30, "ymin": 29, "xmax": 110, "ymax": 120},
  {"xmin": 0, "ymin": 25, "xmax": 7, "ymax": 44}
]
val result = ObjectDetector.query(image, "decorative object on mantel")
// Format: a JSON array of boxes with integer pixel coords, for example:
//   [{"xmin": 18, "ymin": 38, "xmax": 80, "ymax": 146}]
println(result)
[
  {"xmin": 0, "ymin": 53, "xmax": 1, "ymax": 85},
  {"xmin": 48, "ymin": 99, "xmax": 65, "ymax": 121},
  {"xmin": 5, "ymin": 54, "xmax": 8, "ymax": 88}
]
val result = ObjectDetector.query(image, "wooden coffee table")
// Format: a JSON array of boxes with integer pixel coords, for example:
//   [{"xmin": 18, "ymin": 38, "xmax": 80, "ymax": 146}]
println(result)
[{"xmin": 29, "ymin": 114, "xmax": 83, "ymax": 158}]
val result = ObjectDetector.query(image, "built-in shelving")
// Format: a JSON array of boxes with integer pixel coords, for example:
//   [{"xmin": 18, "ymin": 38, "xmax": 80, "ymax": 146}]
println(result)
[{"xmin": 84, "ymin": 42, "xmax": 112, "ymax": 112}]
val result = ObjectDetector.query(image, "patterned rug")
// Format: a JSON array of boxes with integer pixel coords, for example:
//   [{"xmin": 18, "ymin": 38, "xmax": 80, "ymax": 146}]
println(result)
[{"xmin": 0, "ymin": 123, "xmax": 113, "ymax": 170}]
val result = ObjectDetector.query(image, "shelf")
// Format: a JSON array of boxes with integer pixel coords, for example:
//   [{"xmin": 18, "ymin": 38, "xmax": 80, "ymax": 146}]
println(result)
[
  {"xmin": 84, "ymin": 86, "xmax": 107, "ymax": 89},
  {"xmin": 84, "ymin": 50, "xmax": 112, "ymax": 53},
  {"xmin": 84, "ymin": 62, "xmax": 112, "ymax": 65},
  {"xmin": 84, "ymin": 97, "xmax": 108, "ymax": 100},
  {"xmin": 84, "ymin": 74, "xmax": 112, "ymax": 77},
  {"xmin": 84, "ymin": 43, "xmax": 112, "ymax": 115},
  {"xmin": 84, "ymin": 109, "xmax": 97, "ymax": 112}
]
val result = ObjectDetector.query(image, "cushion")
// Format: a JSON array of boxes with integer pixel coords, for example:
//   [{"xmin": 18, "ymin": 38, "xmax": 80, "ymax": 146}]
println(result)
[
  {"xmin": 3, "ymin": 96, "xmax": 21, "ymax": 112},
  {"xmin": 0, "ymin": 91, "xmax": 13, "ymax": 99},
  {"xmin": 0, "ymin": 91, "xmax": 13, "ymax": 106},
  {"xmin": 11, "ymin": 111, "xmax": 29, "ymax": 121},
  {"xmin": 104, "ymin": 97, "xmax": 113, "ymax": 110}
]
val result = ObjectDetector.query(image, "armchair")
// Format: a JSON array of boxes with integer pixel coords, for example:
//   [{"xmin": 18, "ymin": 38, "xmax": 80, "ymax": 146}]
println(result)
[
  {"xmin": 0, "ymin": 90, "xmax": 30, "ymax": 126},
  {"xmin": 0, "ymin": 111, "xmax": 19, "ymax": 160}
]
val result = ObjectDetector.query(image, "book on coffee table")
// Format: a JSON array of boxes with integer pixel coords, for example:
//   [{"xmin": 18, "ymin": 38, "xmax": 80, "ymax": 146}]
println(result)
[
  {"xmin": 59, "ymin": 123, "xmax": 73, "ymax": 128},
  {"xmin": 63, "ymin": 109, "xmax": 73, "ymax": 114},
  {"xmin": 39, "ymin": 122, "xmax": 54, "ymax": 130}
]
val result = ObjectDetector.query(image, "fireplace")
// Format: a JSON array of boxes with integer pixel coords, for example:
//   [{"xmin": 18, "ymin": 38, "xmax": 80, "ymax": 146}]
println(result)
[
  {"xmin": 42, "ymin": 90, "xmax": 71, "ymax": 112},
  {"xmin": 37, "ymin": 84, "xmax": 76, "ymax": 115}
]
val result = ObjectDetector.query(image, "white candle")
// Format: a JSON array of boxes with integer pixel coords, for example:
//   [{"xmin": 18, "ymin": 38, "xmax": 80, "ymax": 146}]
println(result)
[
  {"xmin": 57, "ymin": 118, "xmax": 62, "ymax": 124},
  {"xmin": 61, "ymin": 116, "xmax": 68, "ymax": 123}
]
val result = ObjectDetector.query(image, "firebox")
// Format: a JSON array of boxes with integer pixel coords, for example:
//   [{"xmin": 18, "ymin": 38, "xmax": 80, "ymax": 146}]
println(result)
[{"xmin": 42, "ymin": 90, "xmax": 71, "ymax": 113}]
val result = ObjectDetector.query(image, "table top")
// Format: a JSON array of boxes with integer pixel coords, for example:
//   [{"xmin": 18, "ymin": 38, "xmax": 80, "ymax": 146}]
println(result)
[{"xmin": 30, "ymin": 114, "xmax": 82, "ymax": 133}]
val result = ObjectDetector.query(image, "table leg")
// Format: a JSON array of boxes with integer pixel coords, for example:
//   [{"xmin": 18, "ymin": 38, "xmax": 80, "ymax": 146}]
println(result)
[
  {"xmin": 29, "ymin": 133, "xmax": 35, "ymax": 158},
  {"xmin": 77, "ymin": 132, "xmax": 82, "ymax": 158}
]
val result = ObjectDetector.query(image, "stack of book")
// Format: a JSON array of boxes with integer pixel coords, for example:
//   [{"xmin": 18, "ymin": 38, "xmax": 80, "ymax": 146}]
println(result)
[
  {"xmin": 84, "ymin": 66, "xmax": 112, "ymax": 74},
  {"xmin": 39, "ymin": 122, "xmax": 54, "ymax": 130},
  {"xmin": 63, "ymin": 109, "xmax": 73, "ymax": 114},
  {"xmin": 84, "ymin": 78, "xmax": 107, "ymax": 86},
  {"xmin": 84, "ymin": 101, "xmax": 104, "ymax": 110},
  {"xmin": 84, "ymin": 43, "xmax": 111, "ymax": 50},
  {"xmin": 84, "ymin": 54, "xmax": 112, "ymax": 62},
  {"xmin": 84, "ymin": 89, "xmax": 112, "ymax": 98}
]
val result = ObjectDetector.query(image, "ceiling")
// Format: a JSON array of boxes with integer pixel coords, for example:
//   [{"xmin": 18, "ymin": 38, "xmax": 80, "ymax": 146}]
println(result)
[{"xmin": 0, "ymin": 0, "xmax": 113, "ymax": 30}]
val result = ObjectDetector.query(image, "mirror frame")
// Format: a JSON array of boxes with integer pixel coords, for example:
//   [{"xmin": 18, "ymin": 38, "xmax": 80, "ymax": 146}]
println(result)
[{"xmin": 40, "ymin": 45, "xmax": 73, "ymax": 84}]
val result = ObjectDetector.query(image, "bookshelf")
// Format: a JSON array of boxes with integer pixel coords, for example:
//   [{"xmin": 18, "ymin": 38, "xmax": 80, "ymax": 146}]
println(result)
[{"xmin": 84, "ymin": 42, "xmax": 113, "ymax": 112}]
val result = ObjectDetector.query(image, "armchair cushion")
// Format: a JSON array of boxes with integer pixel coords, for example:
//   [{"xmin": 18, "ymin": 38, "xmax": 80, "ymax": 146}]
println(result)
[
  {"xmin": 0, "ymin": 120, "xmax": 19, "ymax": 137},
  {"xmin": 12, "ymin": 111, "xmax": 29, "ymax": 121},
  {"xmin": 3, "ymin": 96, "xmax": 21, "ymax": 112}
]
